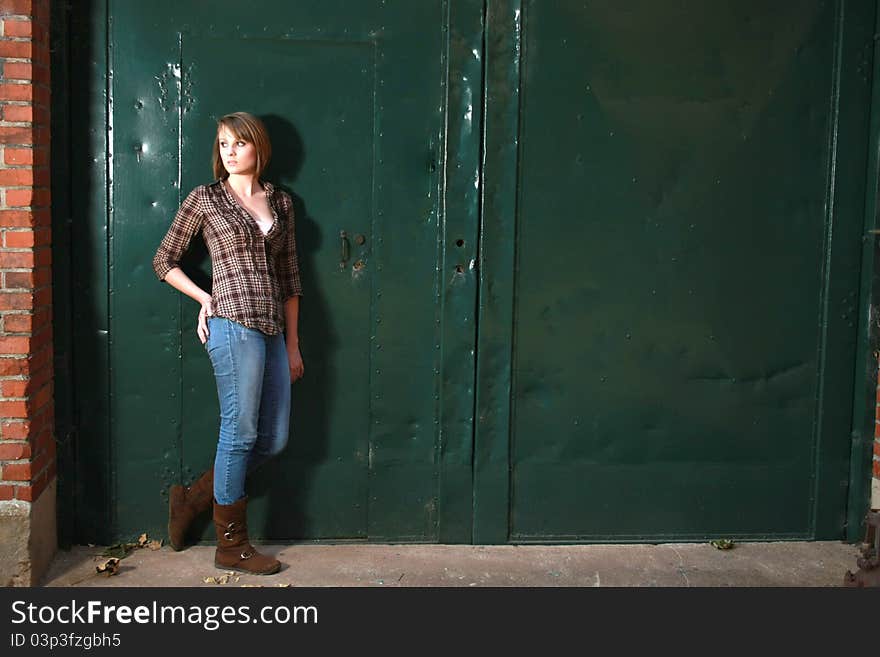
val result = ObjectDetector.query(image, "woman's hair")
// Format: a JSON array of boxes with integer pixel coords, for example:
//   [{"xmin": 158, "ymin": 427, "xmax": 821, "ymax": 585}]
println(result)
[{"xmin": 212, "ymin": 111, "xmax": 272, "ymax": 180}]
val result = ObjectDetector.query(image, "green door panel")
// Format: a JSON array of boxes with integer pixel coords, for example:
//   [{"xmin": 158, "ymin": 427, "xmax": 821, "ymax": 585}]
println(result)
[
  {"xmin": 108, "ymin": 0, "xmax": 482, "ymax": 542},
  {"xmin": 489, "ymin": 0, "xmax": 873, "ymax": 541}
]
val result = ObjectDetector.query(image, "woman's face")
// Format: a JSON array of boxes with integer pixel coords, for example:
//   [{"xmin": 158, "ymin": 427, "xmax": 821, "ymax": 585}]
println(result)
[{"xmin": 217, "ymin": 126, "xmax": 257, "ymax": 176}]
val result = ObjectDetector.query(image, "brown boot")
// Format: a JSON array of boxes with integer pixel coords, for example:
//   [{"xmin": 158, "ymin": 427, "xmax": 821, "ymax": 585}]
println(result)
[
  {"xmin": 167, "ymin": 468, "xmax": 214, "ymax": 551},
  {"xmin": 213, "ymin": 497, "xmax": 281, "ymax": 575}
]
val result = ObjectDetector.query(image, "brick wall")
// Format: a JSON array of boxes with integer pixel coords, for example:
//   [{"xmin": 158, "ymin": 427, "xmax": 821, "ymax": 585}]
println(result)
[
  {"xmin": 0, "ymin": 0, "xmax": 53, "ymax": 505},
  {"xmin": 875, "ymin": 368, "xmax": 880, "ymax": 508}
]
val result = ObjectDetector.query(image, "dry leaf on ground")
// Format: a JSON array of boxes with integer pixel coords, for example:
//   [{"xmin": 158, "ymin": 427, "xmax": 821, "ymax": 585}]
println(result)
[{"xmin": 96, "ymin": 558, "xmax": 120, "ymax": 577}]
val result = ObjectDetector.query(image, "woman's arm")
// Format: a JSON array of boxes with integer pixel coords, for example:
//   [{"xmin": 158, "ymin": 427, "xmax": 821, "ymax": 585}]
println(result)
[
  {"xmin": 283, "ymin": 295, "xmax": 300, "ymax": 347},
  {"xmin": 163, "ymin": 266, "xmax": 212, "ymax": 308},
  {"xmin": 163, "ymin": 267, "xmax": 214, "ymax": 344},
  {"xmin": 284, "ymin": 295, "xmax": 304, "ymax": 382},
  {"xmin": 153, "ymin": 187, "xmax": 213, "ymax": 342}
]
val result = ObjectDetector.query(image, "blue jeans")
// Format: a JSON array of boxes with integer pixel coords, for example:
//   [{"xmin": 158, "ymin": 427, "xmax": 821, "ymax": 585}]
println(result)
[{"xmin": 204, "ymin": 316, "xmax": 291, "ymax": 505}]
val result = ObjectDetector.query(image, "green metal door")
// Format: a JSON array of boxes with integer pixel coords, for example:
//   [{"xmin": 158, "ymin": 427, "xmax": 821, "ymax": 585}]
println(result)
[
  {"xmin": 107, "ymin": 0, "xmax": 482, "ymax": 542},
  {"xmin": 474, "ymin": 0, "xmax": 876, "ymax": 542},
  {"xmin": 58, "ymin": 0, "xmax": 874, "ymax": 545}
]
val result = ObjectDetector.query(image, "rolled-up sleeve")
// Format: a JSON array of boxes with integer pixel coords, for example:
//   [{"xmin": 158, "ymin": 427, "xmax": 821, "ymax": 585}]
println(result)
[
  {"xmin": 152, "ymin": 186, "xmax": 205, "ymax": 281},
  {"xmin": 276, "ymin": 192, "xmax": 303, "ymax": 299}
]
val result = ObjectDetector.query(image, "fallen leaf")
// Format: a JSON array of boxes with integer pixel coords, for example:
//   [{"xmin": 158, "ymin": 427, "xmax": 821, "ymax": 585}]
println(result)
[
  {"xmin": 710, "ymin": 539, "xmax": 735, "ymax": 550},
  {"xmin": 137, "ymin": 533, "xmax": 149, "ymax": 547},
  {"xmin": 96, "ymin": 558, "xmax": 120, "ymax": 577},
  {"xmin": 147, "ymin": 540, "xmax": 163, "ymax": 551}
]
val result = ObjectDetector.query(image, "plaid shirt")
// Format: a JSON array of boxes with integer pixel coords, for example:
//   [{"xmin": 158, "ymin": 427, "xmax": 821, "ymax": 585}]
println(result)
[{"xmin": 152, "ymin": 179, "xmax": 302, "ymax": 336}]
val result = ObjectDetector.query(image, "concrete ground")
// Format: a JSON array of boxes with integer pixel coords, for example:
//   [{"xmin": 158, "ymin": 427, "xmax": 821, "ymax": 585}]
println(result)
[{"xmin": 40, "ymin": 541, "xmax": 862, "ymax": 587}]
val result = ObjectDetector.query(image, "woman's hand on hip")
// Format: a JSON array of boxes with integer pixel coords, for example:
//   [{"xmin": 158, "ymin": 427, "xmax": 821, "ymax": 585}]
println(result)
[
  {"xmin": 197, "ymin": 297, "xmax": 214, "ymax": 344},
  {"xmin": 287, "ymin": 343, "xmax": 304, "ymax": 382}
]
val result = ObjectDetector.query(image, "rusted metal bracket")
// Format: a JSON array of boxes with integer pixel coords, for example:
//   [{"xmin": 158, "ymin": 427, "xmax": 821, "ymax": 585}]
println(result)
[{"xmin": 843, "ymin": 511, "xmax": 880, "ymax": 586}]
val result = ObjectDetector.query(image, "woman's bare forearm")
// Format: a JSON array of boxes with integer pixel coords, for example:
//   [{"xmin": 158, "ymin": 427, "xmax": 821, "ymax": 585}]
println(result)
[
  {"xmin": 163, "ymin": 266, "xmax": 212, "ymax": 306},
  {"xmin": 284, "ymin": 295, "xmax": 300, "ymax": 346}
]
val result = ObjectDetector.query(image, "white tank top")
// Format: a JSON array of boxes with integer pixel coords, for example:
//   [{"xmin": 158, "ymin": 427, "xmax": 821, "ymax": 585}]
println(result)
[{"xmin": 254, "ymin": 214, "xmax": 273, "ymax": 235}]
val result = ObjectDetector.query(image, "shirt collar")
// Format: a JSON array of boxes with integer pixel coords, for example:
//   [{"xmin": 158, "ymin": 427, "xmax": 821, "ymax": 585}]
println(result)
[{"xmin": 213, "ymin": 177, "xmax": 274, "ymax": 193}]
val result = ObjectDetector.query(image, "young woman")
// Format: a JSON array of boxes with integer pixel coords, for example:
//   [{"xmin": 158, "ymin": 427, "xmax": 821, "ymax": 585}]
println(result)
[{"xmin": 152, "ymin": 111, "xmax": 304, "ymax": 575}]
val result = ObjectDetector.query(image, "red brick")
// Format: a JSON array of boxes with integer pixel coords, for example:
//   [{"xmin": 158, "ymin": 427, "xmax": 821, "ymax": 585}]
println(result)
[
  {"xmin": 32, "ymin": 284, "xmax": 49, "ymax": 305},
  {"xmin": 0, "ymin": 168, "xmax": 32, "ymax": 185},
  {"xmin": 25, "ymin": 265, "xmax": 51, "ymax": 287},
  {"xmin": 4, "ymin": 188, "xmax": 32, "ymax": 206},
  {"xmin": 2, "ymin": 104, "xmax": 32, "ymax": 122},
  {"xmin": 4, "ymin": 147, "xmax": 32, "ymax": 165},
  {"xmin": 32, "ymin": 166, "xmax": 47, "ymax": 186},
  {"xmin": 26, "ymin": 478, "xmax": 41, "ymax": 500},
  {"xmin": 0, "ymin": 251, "xmax": 33, "ymax": 267},
  {"xmin": 33, "ymin": 245, "xmax": 49, "ymax": 265},
  {"xmin": 0, "ymin": 335, "xmax": 28, "ymax": 353},
  {"xmin": 874, "ymin": 459, "xmax": 880, "ymax": 478},
  {"xmin": 32, "ymin": 227, "xmax": 48, "ymax": 246},
  {"xmin": 27, "ymin": 362, "xmax": 49, "ymax": 389},
  {"xmin": 29, "ymin": 379, "xmax": 49, "ymax": 407},
  {"xmin": 0, "ymin": 40, "xmax": 31, "ymax": 58},
  {"xmin": 14, "ymin": 484, "xmax": 30, "ymax": 501},
  {"xmin": 0, "ymin": 209, "xmax": 34, "ymax": 226},
  {"xmin": 31, "ymin": 104, "xmax": 47, "ymax": 125},
  {"xmin": 30, "ymin": 146, "xmax": 45, "ymax": 166},
  {"xmin": 0, "ymin": 378, "xmax": 26, "ymax": 397},
  {"xmin": 29, "ymin": 207, "xmax": 48, "ymax": 226},
  {"xmin": 6, "ymin": 187, "xmax": 49, "ymax": 207},
  {"xmin": 874, "ymin": 441, "xmax": 880, "ymax": 458},
  {"xmin": 0, "ymin": 484, "xmax": 13, "ymax": 500},
  {"xmin": 0, "ymin": 83, "xmax": 32, "ymax": 101},
  {"xmin": 3, "ymin": 270, "xmax": 33, "ymax": 287},
  {"xmin": 30, "ymin": 446, "xmax": 46, "ymax": 471},
  {"xmin": 4, "ymin": 147, "xmax": 46, "ymax": 167},
  {"xmin": 3, "ymin": 313, "xmax": 30, "ymax": 332},
  {"xmin": 1, "ymin": 461, "xmax": 30, "ymax": 481},
  {"xmin": 3, "ymin": 61, "xmax": 31, "ymax": 80},
  {"xmin": 30, "ymin": 62, "xmax": 47, "ymax": 84},
  {"xmin": 1, "ymin": 419, "xmax": 28, "ymax": 439},
  {"xmin": 31, "ymin": 83, "xmax": 47, "ymax": 107},
  {"xmin": 0, "ymin": 124, "xmax": 32, "ymax": 145},
  {"xmin": 31, "ymin": 301, "xmax": 46, "ymax": 322},
  {"xmin": 28, "ymin": 472, "xmax": 53, "ymax": 501},
  {"xmin": 0, "ymin": 399, "xmax": 26, "ymax": 417},
  {"xmin": 27, "ymin": 341, "xmax": 48, "ymax": 367},
  {"xmin": 0, "ymin": 442, "xmax": 28, "ymax": 460},
  {"xmin": 3, "ymin": 18, "xmax": 31, "ymax": 37},
  {"xmin": 27, "ymin": 406, "xmax": 48, "ymax": 432},
  {"xmin": 0, "ymin": 1, "xmax": 34, "ymax": 15},
  {"xmin": 28, "ymin": 329, "xmax": 47, "ymax": 353},
  {"xmin": 0, "ymin": 291, "xmax": 31, "ymax": 309},
  {"xmin": 0, "ymin": 357, "xmax": 25, "ymax": 375},
  {"xmin": 3, "ymin": 229, "xmax": 33, "ymax": 247},
  {"xmin": 29, "ymin": 22, "xmax": 45, "ymax": 43}
]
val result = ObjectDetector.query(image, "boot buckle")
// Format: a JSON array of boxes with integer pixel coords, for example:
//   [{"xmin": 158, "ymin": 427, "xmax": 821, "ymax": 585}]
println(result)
[{"xmin": 240, "ymin": 550, "xmax": 253, "ymax": 560}]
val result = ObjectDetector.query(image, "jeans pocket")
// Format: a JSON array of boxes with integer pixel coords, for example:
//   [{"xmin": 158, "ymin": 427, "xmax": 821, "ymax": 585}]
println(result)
[{"xmin": 204, "ymin": 317, "xmax": 214, "ymax": 351}]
